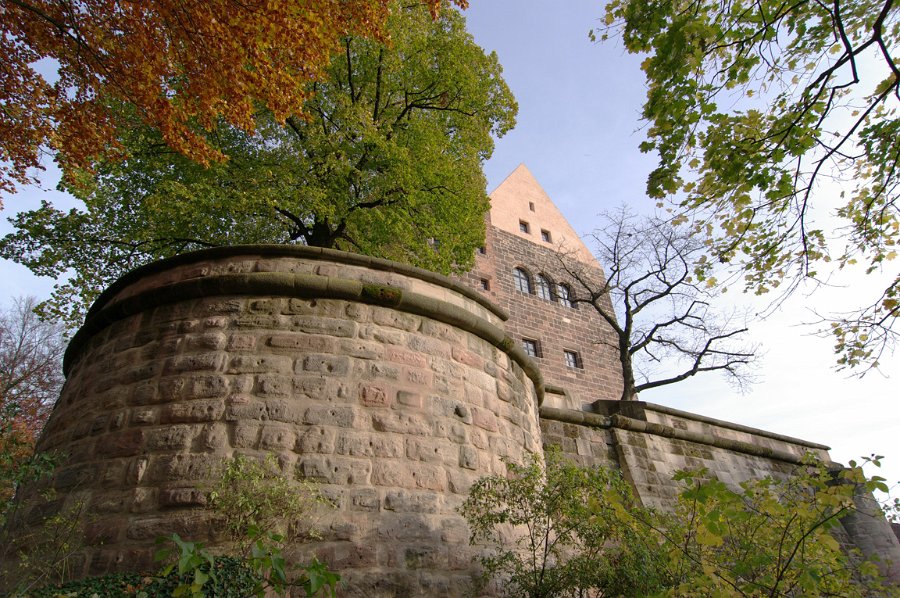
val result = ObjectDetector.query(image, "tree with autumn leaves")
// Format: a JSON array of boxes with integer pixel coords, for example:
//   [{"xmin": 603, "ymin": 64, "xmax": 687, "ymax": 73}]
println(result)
[
  {"xmin": 0, "ymin": 0, "xmax": 466, "ymax": 198},
  {"xmin": 0, "ymin": 297, "xmax": 64, "ymax": 514},
  {"xmin": 1, "ymin": 1, "xmax": 517, "ymax": 327}
]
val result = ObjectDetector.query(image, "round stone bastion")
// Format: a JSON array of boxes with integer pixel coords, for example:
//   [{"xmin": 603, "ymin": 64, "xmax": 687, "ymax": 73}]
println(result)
[{"xmin": 14, "ymin": 246, "xmax": 545, "ymax": 596}]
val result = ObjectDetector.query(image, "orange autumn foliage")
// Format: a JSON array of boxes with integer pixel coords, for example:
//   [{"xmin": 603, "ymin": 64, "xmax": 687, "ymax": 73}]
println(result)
[{"xmin": 0, "ymin": 0, "xmax": 467, "ymax": 200}]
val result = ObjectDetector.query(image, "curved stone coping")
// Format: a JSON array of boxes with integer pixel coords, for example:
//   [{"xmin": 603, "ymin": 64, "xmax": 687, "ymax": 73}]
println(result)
[
  {"xmin": 85, "ymin": 245, "xmax": 509, "ymax": 323},
  {"xmin": 642, "ymin": 401, "xmax": 831, "ymax": 451},
  {"xmin": 539, "ymin": 407, "xmax": 826, "ymax": 465},
  {"xmin": 65, "ymin": 271, "xmax": 546, "ymax": 403}
]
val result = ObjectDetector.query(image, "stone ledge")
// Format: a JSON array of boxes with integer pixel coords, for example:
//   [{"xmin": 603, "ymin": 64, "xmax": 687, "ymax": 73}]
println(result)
[
  {"xmin": 539, "ymin": 405, "xmax": 825, "ymax": 465},
  {"xmin": 641, "ymin": 401, "xmax": 831, "ymax": 451},
  {"xmin": 65, "ymin": 272, "xmax": 545, "ymax": 404},
  {"xmin": 85, "ymin": 245, "xmax": 508, "ymax": 323}
]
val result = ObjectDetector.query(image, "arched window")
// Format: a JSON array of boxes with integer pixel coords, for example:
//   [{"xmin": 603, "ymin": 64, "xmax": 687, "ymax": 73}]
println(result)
[
  {"xmin": 557, "ymin": 283, "xmax": 575, "ymax": 308},
  {"xmin": 513, "ymin": 268, "xmax": 532, "ymax": 294},
  {"xmin": 536, "ymin": 274, "xmax": 554, "ymax": 301}
]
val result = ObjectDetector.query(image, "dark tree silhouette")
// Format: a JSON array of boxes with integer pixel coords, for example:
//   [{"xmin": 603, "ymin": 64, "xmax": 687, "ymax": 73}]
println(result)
[{"xmin": 560, "ymin": 209, "xmax": 757, "ymax": 401}]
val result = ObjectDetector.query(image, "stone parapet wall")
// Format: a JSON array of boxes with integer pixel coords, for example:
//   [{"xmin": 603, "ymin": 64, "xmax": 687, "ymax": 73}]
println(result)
[
  {"xmin": 541, "ymin": 400, "xmax": 900, "ymax": 581},
  {"xmin": 13, "ymin": 246, "xmax": 545, "ymax": 596},
  {"xmin": 542, "ymin": 400, "xmax": 833, "ymax": 509}
]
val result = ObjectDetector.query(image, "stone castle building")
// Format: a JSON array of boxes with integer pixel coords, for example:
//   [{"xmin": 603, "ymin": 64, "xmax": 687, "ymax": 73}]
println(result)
[{"xmin": 5, "ymin": 165, "xmax": 899, "ymax": 595}]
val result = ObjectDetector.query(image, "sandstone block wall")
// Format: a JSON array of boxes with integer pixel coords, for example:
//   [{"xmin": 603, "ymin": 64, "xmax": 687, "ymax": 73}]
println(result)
[
  {"xmin": 461, "ymin": 226, "xmax": 622, "ymax": 409},
  {"xmin": 540, "ymin": 399, "xmax": 900, "ymax": 580},
  {"xmin": 12, "ymin": 246, "xmax": 545, "ymax": 596}
]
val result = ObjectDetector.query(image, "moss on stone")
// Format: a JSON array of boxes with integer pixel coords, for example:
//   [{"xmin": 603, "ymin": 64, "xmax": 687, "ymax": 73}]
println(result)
[{"xmin": 361, "ymin": 284, "xmax": 403, "ymax": 307}]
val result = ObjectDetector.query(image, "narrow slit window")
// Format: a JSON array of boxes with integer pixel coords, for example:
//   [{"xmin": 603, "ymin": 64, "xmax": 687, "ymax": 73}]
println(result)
[{"xmin": 529, "ymin": 202, "xmax": 535, "ymax": 212}]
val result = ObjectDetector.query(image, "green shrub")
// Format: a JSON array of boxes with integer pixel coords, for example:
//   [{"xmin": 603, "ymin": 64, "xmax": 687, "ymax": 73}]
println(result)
[
  {"xmin": 461, "ymin": 449, "xmax": 897, "ymax": 597},
  {"xmin": 27, "ymin": 556, "xmax": 257, "ymax": 597}
]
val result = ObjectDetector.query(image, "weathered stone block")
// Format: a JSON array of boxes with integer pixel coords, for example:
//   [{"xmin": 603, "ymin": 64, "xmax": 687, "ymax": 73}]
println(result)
[
  {"xmin": 268, "ymin": 333, "xmax": 337, "ymax": 353},
  {"xmin": 255, "ymin": 374, "xmax": 292, "ymax": 398},
  {"xmin": 259, "ymin": 424, "xmax": 295, "ymax": 451},
  {"xmin": 165, "ymin": 352, "xmax": 224, "ymax": 374},
  {"xmin": 291, "ymin": 316, "xmax": 356, "ymax": 338},
  {"xmin": 227, "ymin": 333, "xmax": 257, "ymax": 351},
  {"xmin": 359, "ymin": 385, "xmax": 390, "ymax": 408},
  {"xmin": 303, "ymin": 406, "xmax": 360, "ymax": 428},
  {"xmin": 349, "ymin": 488, "xmax": 380, "ymax": 511},
  {"xmin": 301, "ymin": 354, "xmax": 350, "ymax": 376},
  {"xmin": 227, "ymin": 355, "xmax": 292, "ymax": 374},
  {"xmin": 384, "ymin": 490, "xmax": 440, "ymax": 514},
  {"xmin": 185, "ymin": 332, "xmax": 227, "ymax": 351},
  {"xmin": 161, "ymin": 399, "xmax": 225, "ymax": 424},
  {"xmin": 371, "ymin": 412, "xmax": 432, "ymax": 436},
  {"xmin": 385, "ymin": 346, "xmax": 427, "ymax": 369},
  {"xmin": 396, "ymin": 391, "xmax": 423, "ymax": 409},
  {"xmin": 96, "ymin": 429, "xmax": 144, "ymax": 459},
  {"xmin": 159, "ymin": 487, "xmax": 207, "ymax": 508},
  {"xmin": 296, "ymin": 427, "xmax": 336, "ymax": 454},
  {"xmin": 146, "ymin": 425, "xmax": 196, "ymax": 450}
]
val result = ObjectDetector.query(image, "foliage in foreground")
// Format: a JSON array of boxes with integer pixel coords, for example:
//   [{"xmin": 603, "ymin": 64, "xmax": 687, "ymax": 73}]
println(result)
[
  {"xmin": 0, "ymin": 0, "xmax": 464, "ymax": 195},
  {"xmin": 1, "ymin": 0, "xmax": 516, "ymax": 329},
  {"xmin": 600, "ymin": 0, "xmax": 900, "ymax": 370},
  {"xmin": 3, "ymin": 454, "xmax": 339, "ymax": 597},
  {"xmin": 0, "ymin": 296, "xmax": 65, "ymax": 510},
  {"xmin": 461, "ymin": 448, "xmax": 897, "ymax": 597}
]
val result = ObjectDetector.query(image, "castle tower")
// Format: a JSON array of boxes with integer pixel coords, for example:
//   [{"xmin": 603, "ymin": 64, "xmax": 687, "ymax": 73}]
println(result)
[{"xmin": 458, "ymin": 164, "xmax": 623, "ymax": 409}]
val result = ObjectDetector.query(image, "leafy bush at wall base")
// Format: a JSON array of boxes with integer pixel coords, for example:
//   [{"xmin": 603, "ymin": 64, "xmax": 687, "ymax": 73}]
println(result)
[
  {"xmin": 461, "ymin": 448, "xmax": 897, "ymax": 597},
  {"xmin": 25, "ymin": 556, "xmax": 258, "ymax": 597},
  {"xmin": 459, "ymin": 448, "xmax": 671, "ymax": 597}
]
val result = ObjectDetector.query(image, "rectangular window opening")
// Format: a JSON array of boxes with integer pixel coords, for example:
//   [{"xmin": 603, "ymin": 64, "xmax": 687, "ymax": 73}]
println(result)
[
  {"xmin": 480, "ymin": 278, "xmax": 490, "ymax": 291},
  {"xmin": 519, "ymin": 220, "xmax": 530, "ymax": 234},
  {"xmin": 541, "ymin": 229, "xmax": 551, "ymax": 243},
  {"xmin": 477, "ymin": 246, "xmax": 486, "ymax": 255},
  {"xmin": 564, "ymin": 350, "xmax": 582, "ymax": 369},
  {"xmin": 529, "ymin": 202, "xmax": 535, "ymax": 212},
  {"xmin": 522, "ymin": 338, "xmax": 541, "ymax": 358}
]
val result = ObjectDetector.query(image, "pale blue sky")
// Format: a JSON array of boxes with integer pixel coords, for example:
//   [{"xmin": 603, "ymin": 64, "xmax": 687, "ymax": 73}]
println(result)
[
  {"xmin": 0, "ymin": 2, "xmax": 896, "ymax": 490},
  {"xmin": 464, "ymin": 1, "xmax": 899, "ymax": 489}
]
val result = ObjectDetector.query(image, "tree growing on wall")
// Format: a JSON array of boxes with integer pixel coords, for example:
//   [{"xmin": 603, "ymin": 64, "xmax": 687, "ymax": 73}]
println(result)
[
  {"xmin": 599, "ymin": 0, "xmax": 899, "ymax": 371},
  {"xmin": 0, "ymin": 0, "xmax": 466, "ymax": 198},
  {"xmin": 0, "ymin": 1, "xmax": 517, "ymax": 328},
  {"xmin": 560, "ymin": 208, "xmax": 757, "ymax": 401}
]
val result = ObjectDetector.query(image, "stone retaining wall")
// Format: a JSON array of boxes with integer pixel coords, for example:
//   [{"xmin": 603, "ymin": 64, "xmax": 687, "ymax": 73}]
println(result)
[
  {"xmin": 540, "ymin": 399, "xmax": 900, "ymax": 580},
  {"xmin": 12, "ymin": 246, "xmax": 545, "ymax": 596}
]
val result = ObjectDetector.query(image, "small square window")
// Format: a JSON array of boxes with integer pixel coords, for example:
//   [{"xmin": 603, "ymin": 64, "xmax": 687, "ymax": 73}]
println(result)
[
  {"xmin": 480, "ymin": 278, "xmax": 490, "ymax": 291},
  {"xmin": 541, "ymin": 229, "xmax": 551, "ymax": 243},
  {"xmin": 522, "ymin": 338, "xmax": 541, "ymax": 358},
  {"xmin": 529, "ymin": 202, "xmax": 535, "ymax": 212},
  {"xmin": 519, "ymin": 220, "xmax": 530, "ymax": 234},
  {"xmin": 564, "ymin": 350, "xmax": 582, "ymax": 369}
]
